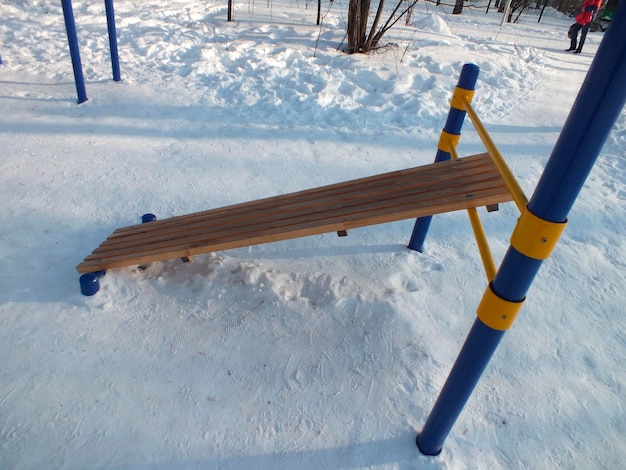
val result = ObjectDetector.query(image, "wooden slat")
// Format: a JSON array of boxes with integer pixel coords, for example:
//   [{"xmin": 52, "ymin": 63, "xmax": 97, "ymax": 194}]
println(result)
[
  {"xmin": 76, "ymin": 153, "xmax": 512, "ymax": 273},
  {"xmin": 91, "ymin": 168, "xmax": 500, "ymax": 254},
  {"xmin": 91, "ymin": 155, "xmax": 498, "ymax": 252},
  {"xmin": 106, "ymin": 154, "xmax": 494, "ymax": 242}
]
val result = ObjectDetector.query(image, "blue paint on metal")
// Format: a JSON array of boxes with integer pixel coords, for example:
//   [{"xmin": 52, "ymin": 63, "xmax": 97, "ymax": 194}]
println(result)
[
  {"xmin": 490, "ymin": 249, "xmax": 542, "ymax": 301},
  {"xmin": 80, "ymin": 272, "xmax": 100, "ymax": 296},
  {"xmin": 61, "ymin": 0, "xmax": 88, "ymax": 103},
  {"xmin": 417, "ymin": 319, "xmax": 505, "ymax": 455},
  {"xmin": 104, "ymin": 0, "xmax": 121, "ymax": 81},
  {"xmin": 529, "ymin": 35, "xmax": 626, "ymax": 222}
]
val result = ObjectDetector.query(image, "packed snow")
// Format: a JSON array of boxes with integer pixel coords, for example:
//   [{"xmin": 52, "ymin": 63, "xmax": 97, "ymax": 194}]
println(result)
[{"xmin": 1, "ymin": 0, "xmax": 625, "ymax": 468}]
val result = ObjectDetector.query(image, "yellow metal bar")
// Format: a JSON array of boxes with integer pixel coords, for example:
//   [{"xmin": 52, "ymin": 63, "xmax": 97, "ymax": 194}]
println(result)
[
  {"xmin": 461, "ymin": 96, "xmax": 528, "ymax": 213},
  {"xmin": 448, "ymin": 144, "xmax": 460, "ymax": 160},
  {"xmin": 467, "ymin": 207, "xmax": 497, "ymax": 282},
  {"xmin": 449, "ymin": 144, "xmax": 497, "ymax": 281}
]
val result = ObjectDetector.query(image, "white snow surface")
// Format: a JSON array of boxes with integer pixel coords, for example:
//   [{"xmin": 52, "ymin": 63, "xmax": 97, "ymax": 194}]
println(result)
[{"xmin": 1, "ymin": 1, "xmax": 625, "ymax": 468}]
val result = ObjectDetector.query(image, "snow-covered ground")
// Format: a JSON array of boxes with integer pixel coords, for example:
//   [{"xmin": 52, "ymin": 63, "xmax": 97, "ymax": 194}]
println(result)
[{"xmin": 1, "ymin": 1, "xmax": 625, "ymax": 468}]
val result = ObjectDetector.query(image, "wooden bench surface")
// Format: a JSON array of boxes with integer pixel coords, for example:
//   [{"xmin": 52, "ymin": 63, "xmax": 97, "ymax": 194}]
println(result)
[{"xmin": 76, "ymin": 153, "xmax": 512, "ymax": 273}]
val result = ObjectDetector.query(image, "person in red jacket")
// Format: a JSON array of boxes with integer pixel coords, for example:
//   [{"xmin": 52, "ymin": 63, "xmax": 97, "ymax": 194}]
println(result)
[{"xmin": 567, "ymin": 0, "xmax": 602, "ymax": 53}]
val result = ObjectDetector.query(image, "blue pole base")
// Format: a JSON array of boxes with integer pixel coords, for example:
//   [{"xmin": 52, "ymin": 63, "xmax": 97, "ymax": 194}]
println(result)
[
  {"xmin": 408, "ymin": 215, "xmax": 432, "ymax": 252},
  {"xmin": 79, "ymin": 272, "xmax": 101, "ymax": 296},
  {"xmin": 416, "ymin": 433, "xmax": 441, "ymax": 456}
]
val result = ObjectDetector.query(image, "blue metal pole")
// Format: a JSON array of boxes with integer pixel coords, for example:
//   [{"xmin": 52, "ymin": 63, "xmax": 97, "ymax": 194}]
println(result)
[
  {"xmin": 408, "ymin": 63, "xmax": 480, "ymax": 252},
  {"xmin": 104, "ymin": 0, "xmax": 121, "ymax": 81},
  {"xmin": 61, "ymin": 0, "xmax": 88, "ymax": 103},
  {"xmin": 417, "ymin": 3, "xmax": 626, "ymax": 456}
]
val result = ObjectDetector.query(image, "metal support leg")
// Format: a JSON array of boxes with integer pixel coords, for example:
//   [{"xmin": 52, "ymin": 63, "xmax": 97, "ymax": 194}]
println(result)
[
  {"xmin": 408, "ymin": 63, "xmax": 479, "ymax": 252},
  {"xmin": 61, "ymin": 0, "xmax": 88, "ymax": 103},
  {"xmin": 104, "ymin": 0, "xmax": 121, "ymax": 81},
  {"xmin": 417, "ymin": 2, "xmax": 626, "ymax": 455}
]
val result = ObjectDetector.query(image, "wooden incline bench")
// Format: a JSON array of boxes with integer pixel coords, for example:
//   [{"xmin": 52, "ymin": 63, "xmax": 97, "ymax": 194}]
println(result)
[{"xmin": 76, "ymin": 153, "xmax": 512, "ymax": 274}]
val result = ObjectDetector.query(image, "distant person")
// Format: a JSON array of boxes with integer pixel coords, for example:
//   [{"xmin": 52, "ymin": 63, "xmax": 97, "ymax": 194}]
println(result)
[{"xmin": 567, "ymin": 0, "xmax": 602, "ymax": 53}]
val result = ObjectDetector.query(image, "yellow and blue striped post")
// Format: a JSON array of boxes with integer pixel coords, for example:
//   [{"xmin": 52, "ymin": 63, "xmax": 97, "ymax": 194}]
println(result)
[
  {"xmin": 408, "ymin": 63, "xmax": 479, "ymax": 252},
  {"xmin": 417, "ymin": 2, "xmax": 626, "ymax": 455}
]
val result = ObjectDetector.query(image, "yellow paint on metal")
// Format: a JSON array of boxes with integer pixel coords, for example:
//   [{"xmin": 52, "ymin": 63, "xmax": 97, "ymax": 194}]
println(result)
[
  {"xmin": 449, "ymin": 144, "xmax": 497, "ymax": 281},
  {"xmin": 448, "ymin": 143, "xmax": 460, "ymax": 160},
  {"xmin": 448, "ymin": 144, "xmax": 497, "ymax": 281},
  {"xmin": 477, "ymin": 284, "xmax": 524, "ymax": 331},
  {"xmin": 462, "ymin": 97, "xmax": 528, "ymax": 213},
  {"xmin": 450, "ymin": 87, "xmax": 475, "ymax": 111},
  {"xmin": 467, "ymin": 207, "xmax": 497, "ymax": 282},
  {"xmin": 438, "ymin": 130, "xmax": 461, "ymax": 153},
  {"xmin": 510, "ymin": 207, "xmax": 567, "ymax": 260}
]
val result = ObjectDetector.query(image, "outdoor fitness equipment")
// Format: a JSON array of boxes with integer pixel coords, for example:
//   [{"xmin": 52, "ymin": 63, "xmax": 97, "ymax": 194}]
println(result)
[{"xmin": 72, "ymin": 0, "xmax": 626, "ymax": 457}]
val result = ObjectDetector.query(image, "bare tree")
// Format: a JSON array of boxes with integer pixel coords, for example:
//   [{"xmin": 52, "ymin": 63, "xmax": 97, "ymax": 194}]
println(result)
[
  {"xmin": 346, "ymin": 0, "xmax": 419, "ymax": 53},
  {"xmin": 504, "ymin": 0, "xmax": 531, "ymax": 22},
  {"xmin": 453, "ymin": 0, "xmax": 464, "ymax": 14}
]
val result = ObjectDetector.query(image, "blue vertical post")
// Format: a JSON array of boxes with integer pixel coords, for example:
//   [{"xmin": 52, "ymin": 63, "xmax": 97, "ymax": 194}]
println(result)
[
  {"xmin": 61, "ymin": 0, "xmax": 88, "ymax": 103},
  {"xmin": 104, "ymin": 0, "xmax": 121, "ymax": 81},
  {"xmin": 417, "ymin": 2, "xmax": 626, "ymax": 456},
  {"xmin": 408, "ymin": 63, "xmax": 480, "ymax": 252}
]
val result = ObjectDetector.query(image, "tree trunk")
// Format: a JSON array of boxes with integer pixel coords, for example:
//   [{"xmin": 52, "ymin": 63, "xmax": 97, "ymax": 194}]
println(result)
[
  {"xmin": 345, "ymin": 0, "xmax": 419, "ymax": 54},
  {"xmin": 366, "ymin": 0, "xmax": 386, "ymax": 51},
  {"xmin": 347, "ymin": 0, "xmax": 371, "ymax": 53},
  {"xmin": 317, "ymin": 0, "xmax": 321, "ymax": 26},
  {"xmin": 453, "ymin": 0, "xmax": 464, "ymax": 14}
]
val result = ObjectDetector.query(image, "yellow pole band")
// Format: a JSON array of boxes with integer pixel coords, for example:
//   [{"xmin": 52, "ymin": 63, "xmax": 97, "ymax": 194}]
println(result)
[
  {"xmin": 467, "ymin": 207, "xmax": 497, "ymax": 282},
  {"xmin": 450, "ymin": 86, "xmax": 475, "ymax": 111},
  {"xmin": 461, "ymin": 97, "xmax": 528, "ymax": 213},
  {"xmin": 438, "ymin": 130, "xmax": 461, "ymax": 153},
  {"xmin": 510, "ymin": 207, "xmax": 567, "ymax": 260},
  {"xmin": 477, "ymin": 284, "xmax": 524, "ymax": 331}
]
